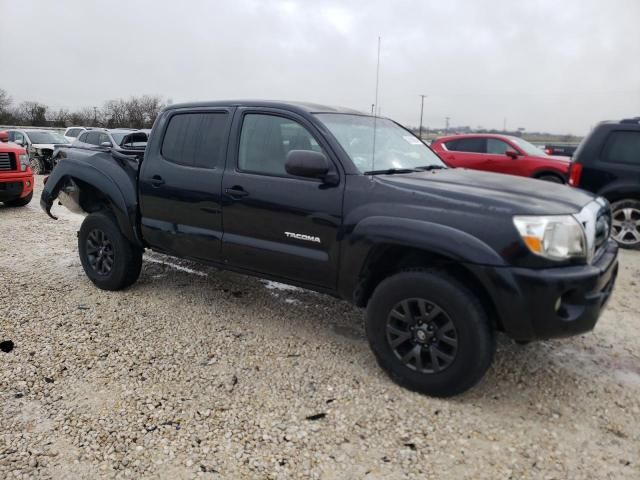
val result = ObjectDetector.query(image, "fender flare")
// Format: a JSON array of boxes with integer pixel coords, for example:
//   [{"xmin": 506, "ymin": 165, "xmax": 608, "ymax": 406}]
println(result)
[
  {"xmin": 338, "ymin": 216, "xmax": 507, "ymax": 301},
  {"xmin": 597, "ymin": 182, "xmax": 640, "ymax": 202},
  {"xmin": 40, "ymin": 157, "xmax": 141, "ymax": 246},
  {"xmin": 351, "ymin": 216, "xmax": 507, "ymax": 266}
]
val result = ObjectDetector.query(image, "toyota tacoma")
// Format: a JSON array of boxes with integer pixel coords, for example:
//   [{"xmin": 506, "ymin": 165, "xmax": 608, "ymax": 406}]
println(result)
[{"xmin": 40, "ymin": 101, "xmax": 619, "ymax": 397}]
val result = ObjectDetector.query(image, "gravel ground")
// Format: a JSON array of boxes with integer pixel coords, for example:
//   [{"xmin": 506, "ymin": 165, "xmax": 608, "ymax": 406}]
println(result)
[{"xmin": 1, "ymin": 177, "xmax": 639, "ymax": 479}]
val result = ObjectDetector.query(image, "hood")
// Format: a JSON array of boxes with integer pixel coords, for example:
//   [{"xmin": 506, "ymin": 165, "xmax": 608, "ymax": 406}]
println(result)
[
  {"xmin": 32, "ymin": 143, "xmax": 57, "ymax": 150},
  {"xmin": 375, "ymin": 168, "xmax": 594, "ymax": 216}
]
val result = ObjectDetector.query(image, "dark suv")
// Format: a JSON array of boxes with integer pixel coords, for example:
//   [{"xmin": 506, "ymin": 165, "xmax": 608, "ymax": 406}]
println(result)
[{"xmin": 569, "ymin": 117, "xmax": 640, "ymax": 248}]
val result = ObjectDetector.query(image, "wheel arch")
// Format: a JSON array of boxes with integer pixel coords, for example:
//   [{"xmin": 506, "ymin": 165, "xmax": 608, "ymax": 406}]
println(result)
[
  {"xmin": 352, "ymin": 243, "xmax": 503, "ymax": 331},
  {"xmin": 532, "ymin": 169, "xmax": 566, "ymax": 182},
  {"xmin": 41, "ymin": 157, "xmax": 141, "ymax": 246}
]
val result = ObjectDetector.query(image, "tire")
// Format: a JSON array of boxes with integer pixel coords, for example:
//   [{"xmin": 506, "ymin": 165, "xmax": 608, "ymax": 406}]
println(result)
[
  {"xmin": 610, "ymin": 199, "xmax": 640, "ymax": 249},
  {"xmin": 4, "ymin": 191, "xmax": 33, "ymax": 207},
  {"xmin": 29, "ymin": 157, "xmax": 43, "ymax": 175},
  {"xmin": 366, "ymin": 269, "xmax": 495, "ymax": 397},
  {"xmin": 78, "ymin": 212, "xmax": 143, "ymax": 290},
  {"xmin": 537, "ymin": 174, "xmax": 564, "ymax": 184}
]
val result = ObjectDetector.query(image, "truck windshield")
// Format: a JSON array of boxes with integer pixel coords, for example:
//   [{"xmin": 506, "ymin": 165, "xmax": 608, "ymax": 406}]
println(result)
[{"xmin": 315, "ymin": 114, "xmax": 446, "ymax": 174}]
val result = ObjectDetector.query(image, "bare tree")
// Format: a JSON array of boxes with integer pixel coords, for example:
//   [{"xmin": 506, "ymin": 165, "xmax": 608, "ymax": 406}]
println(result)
[
  {"xmin": 125, "ymin": 97, "xmax": 145, "ymax": 128},
  {"xmin": 103, "ymin": 99, "xmax": 128, "ymax": 127},
  {"xmin": 0, "ymin": 89, "xmax": 12, "ymax": 123},
  {"xmin": 51, "ymin": 108, "xmax": 70, "ymax": 127},
  {"xmin": 17, "ymin": 101, "xmax": 48, "ymax": 126},
  {"xmin": 69, "ymin": 107, "xmax": 103, "ymax": 127},
  {"xmin": 139, "ymin": 95, "xmax": 165, "ymax": 127}
]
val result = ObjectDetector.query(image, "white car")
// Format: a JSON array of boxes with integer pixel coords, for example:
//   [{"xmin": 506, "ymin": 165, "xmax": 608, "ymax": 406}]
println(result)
[
  {"xmin": 63, "ymin": 126, "xmax": 87, "ymax": 143},
  {"xmin": 5, "ymin": 129, "xmax": 70, "ymax": 174}
]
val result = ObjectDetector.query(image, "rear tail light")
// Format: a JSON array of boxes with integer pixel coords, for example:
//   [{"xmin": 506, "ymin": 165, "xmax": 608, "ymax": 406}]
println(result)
[
  {"xmin": 545, "ymin": 148, "xmax": 553, "ymax": 155},
  {"xmin": 568, "ymin": 163, "xmax": 582, "ymax": 187}
]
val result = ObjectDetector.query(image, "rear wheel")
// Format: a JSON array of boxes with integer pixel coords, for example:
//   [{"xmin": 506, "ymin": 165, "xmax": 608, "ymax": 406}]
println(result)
[
  {"xmin": 78, "ymin": 212, "xmax": 143, "ymax": 290},
  {"xmin": 366, "ymin": 270, "xmax": 495, "ymax": 397},
  {"xmin": 4, "ymin": 191, "xmax": 33, "ymax": 207},
  {"xmin": 537, "ymin": 174, "xmax": 564, "ymax": 184},
  {"xmin": 611, "ymin": 199, "xmax": 640, "ymax": 249}
]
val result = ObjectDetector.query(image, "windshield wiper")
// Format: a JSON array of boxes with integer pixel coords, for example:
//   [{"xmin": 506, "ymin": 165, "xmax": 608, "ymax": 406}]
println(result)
[
  {"xmin": 416, "ymin": 165, "xmax": 447, "ymax": 171},
  {"xmin": 364, "ymin": 168, "xmax": 420, "ymax": 175}
]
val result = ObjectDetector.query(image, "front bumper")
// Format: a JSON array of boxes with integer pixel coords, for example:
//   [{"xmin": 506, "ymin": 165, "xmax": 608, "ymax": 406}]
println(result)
[
  {"xmin": 0, "ymin": 172, "xmax": 34, "ymax": 201},
  {"xmin": 469, "ymin": 239, "xmax": 619, "ymax": 341}
]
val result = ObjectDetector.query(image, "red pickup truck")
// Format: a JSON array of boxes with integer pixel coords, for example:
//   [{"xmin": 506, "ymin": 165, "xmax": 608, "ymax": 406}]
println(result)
[
  {"xmin": 431, "ymin": 134, "xmax": 569, "ymax": 183},
  {"xmin": 0, "ymin": 131, "xmax": 33, "ymax": 206}
]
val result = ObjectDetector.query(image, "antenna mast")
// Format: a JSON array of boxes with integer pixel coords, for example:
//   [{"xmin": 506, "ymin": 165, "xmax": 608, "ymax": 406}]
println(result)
[{"xmin": 371, "ymin": 36, "xmax": 381, "ymax": 172}]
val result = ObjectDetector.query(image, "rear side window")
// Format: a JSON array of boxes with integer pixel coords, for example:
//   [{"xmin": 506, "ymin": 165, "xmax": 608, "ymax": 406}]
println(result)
[
  {"xmin": 78, "ymin": 132, "xmax": 88, "ymax": 142},
  {"xmin": 602, "ymin": 131, "xmax": 640, "ymax": 165},
  {"xmin": 444, "ymin": 138, "xmax": 486, "ymax": 153},
  {"xmin": 67, "ymin": 128, "xmax": 82, "ymax": 137},
  {"xmin": 161, "ymin": 112, "xmax": 229, "ymax": 169},
  {"xmin": 85, "ymin": 132, "xmax": 102, "ymax": 145},
  {"xmin": 238, "ymin": 114, "xmax": 322, "ymax": 177}
]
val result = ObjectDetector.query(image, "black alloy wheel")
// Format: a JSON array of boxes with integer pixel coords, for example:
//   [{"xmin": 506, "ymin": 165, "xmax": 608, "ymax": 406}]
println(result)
[
  {"xmin": 386, "ymin": 298, "xmax": 458, "ymax": 373},
  {"xmin": 85, "ymin": 229, "xmax": 115, "ymax": 275}
]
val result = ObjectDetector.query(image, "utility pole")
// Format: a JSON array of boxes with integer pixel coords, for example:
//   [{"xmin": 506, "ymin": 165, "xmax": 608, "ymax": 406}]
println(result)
[
  {"xmin": 371, "ymin": 104, "xmax": 375, "ymax": 115},
  {"xmin": 418, "ymin": 94, "xmax": 427, "ymax": 140},
  {"xmin": 93, "ymin": 106, "xmax": 98, "ymax": 126},
  {"xmin": 503, "ymin": 117, "xmax": 507, "ymax": 132},
  {"xmin": 445, "ymin": 116, "xmax": 450, "ymax": 133}
]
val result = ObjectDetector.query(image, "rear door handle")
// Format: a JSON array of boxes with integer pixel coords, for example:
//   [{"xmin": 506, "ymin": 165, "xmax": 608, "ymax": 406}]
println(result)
[
  {"xmin": 150, "ymin": 175, "xmax": 165, "ymax": 187},
  {"xmin": 225, "ymin": 186, "xmax": 249, "ymax": 198}
]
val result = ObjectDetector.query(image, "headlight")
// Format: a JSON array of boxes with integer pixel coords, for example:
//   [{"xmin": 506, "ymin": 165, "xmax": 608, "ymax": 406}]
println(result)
[
  {"xmin": 19, "ymin": 153, "xmax": 29, "ymax": 172},
  {"xmin": 513, "ymin": 215, "xmax": 587, "ymax": 261}
]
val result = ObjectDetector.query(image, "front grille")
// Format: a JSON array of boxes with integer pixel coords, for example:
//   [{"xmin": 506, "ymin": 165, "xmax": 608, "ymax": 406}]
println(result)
[
  {"xmin": 575, "ymin": 197, "xmax": 610, "ymax": 263},
  {"xmin": 0, "ymin": 152, "xmax": 16, "ymax": 171},
  {"xmin": 595, "ymin": 210, "xmax": 611, "ymax": 251}
]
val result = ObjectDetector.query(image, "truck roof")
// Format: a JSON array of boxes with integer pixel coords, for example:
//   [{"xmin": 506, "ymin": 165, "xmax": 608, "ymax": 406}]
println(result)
[{"xmin": 165, "ymin": 100, "xmax": 365, "ymax": 116}]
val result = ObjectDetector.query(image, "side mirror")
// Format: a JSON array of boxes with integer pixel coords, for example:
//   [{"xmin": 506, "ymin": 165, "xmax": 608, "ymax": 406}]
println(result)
[
  {"xmin": 14, "ymin": 138, "xmax": 24, "ymax": 146},
  {"xmin": 285, "ymin": 150, "xmax": 331, "ymax": 180},
  {"xmin": 505, "ymin": 149, "xmax": 519, "ymax": 159},
  {"xmin": 0, "ymin": 132, "xmax": 8, "ymax": 142},
  {"xmin": 100, "ymin": 141, "xmax": 112, "ymax": 148}
]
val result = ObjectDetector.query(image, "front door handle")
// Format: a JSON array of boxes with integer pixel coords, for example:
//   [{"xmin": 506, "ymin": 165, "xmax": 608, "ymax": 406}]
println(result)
[
  {"xmin": 225, "ymin": 186, "xmax": 249, "ymax": 198},
  {"xmin": 150, "ymin": 175, "xmax": 165, "ymax": 187}
]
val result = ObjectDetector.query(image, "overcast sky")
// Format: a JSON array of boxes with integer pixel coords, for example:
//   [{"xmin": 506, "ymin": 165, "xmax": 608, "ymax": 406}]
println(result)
[{"xmin": 1, "ymin": 0, "xmax": 639, "ymax": 134}]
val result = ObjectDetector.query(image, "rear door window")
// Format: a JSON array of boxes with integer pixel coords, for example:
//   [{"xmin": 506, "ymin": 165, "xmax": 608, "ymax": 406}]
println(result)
[
  {"xmin": 444, "ymin": 138, "xmax": 486, "ymax": 153},
  {"xmin": 85, "ymin": 132, "xmax": 102, "ymax": 145},
  {"xmin": 602, "ymin": 131, "xmax": 640, "ymax": 165},
  {"xmin": 161, "ymin": 112, "xmax": 230, "ymax": 168}
]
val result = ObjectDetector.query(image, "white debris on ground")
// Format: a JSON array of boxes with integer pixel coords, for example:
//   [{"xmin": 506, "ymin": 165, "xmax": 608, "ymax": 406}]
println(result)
[{"xmin": 1, "ymin": 177, "xmax": 639, "ymax": 479}]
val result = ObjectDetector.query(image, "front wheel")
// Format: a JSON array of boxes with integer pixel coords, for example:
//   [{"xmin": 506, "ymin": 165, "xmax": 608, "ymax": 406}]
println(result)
[
  {"xmin": 366, "ymin": 270, "xmax": 495, "ymax": 397},
  {"xmin": 78, "ymin": 212, "xmax": 143, "ymax": 290},
  {"xmin": 611, "ymin": 199, "xmax": 640, "ymax": 249},
  {"xmin": 29, "ymin": 157, "xmax": 44, "ymax": 175}
]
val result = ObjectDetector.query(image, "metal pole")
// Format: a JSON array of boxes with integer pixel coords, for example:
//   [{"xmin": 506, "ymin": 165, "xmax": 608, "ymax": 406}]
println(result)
[{"xmin": 419, "ymin": 94, "xmax": 426, "ymax": 139}]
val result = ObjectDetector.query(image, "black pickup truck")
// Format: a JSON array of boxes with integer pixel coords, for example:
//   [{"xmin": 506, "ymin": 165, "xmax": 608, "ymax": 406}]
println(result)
[{"xmin": 41, "ymin": 101, "xmax": 619, "ymax": 397}]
